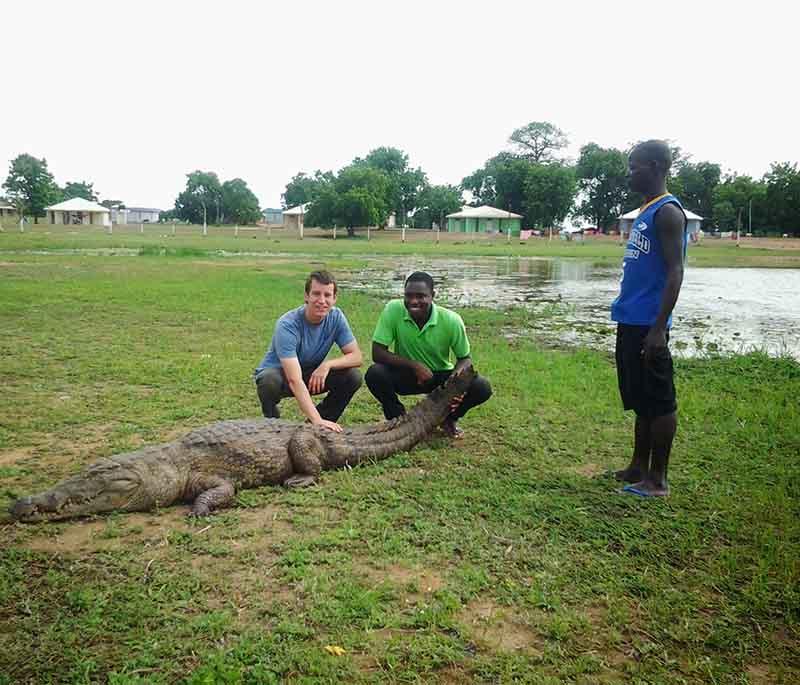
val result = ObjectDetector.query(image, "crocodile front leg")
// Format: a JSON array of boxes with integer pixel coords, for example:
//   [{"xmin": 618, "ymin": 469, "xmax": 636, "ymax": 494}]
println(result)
[
  {"xmin": 284, "ymin": 430, "xmax": 325, "ymax": 488},
  {"xmin": 189, "ymin": 476, "xmax": 236, "ymax": 516}
]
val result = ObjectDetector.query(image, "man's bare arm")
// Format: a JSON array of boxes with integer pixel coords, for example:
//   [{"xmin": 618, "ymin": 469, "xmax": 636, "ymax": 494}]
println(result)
[
  {"xmin": 644, "ymin": 203, "xmax": 685, "ymax": 357},
  {"xmin": 372, "ymin": 341, "xmax": 432, "ymax": 384}
]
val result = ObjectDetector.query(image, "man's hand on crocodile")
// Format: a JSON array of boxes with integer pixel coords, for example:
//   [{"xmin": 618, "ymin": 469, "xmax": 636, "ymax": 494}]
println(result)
[{"xmin": 314, "ymin": 418, "xmax": 343, "ymax": 433}]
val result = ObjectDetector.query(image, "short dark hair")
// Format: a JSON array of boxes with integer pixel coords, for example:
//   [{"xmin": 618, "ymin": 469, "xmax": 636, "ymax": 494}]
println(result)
[
  {"xmin": 631, "ymin": 140, "xmax": 672, "ymax": 174},
  {"xmin": 305, "ymin": 270, "xmax": 337, "ymax": 295},
  {"xmin": 405, "ymin": 271, "xmax": 434, "ymax": 293}
]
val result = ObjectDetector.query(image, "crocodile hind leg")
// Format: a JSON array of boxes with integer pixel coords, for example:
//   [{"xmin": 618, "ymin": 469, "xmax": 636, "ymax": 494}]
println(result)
[
  {"xmin": 284, "ymin": 430, "xmax": 325, "ymax": 488},
  {"xmin": 189, "ymin": 476, "xmax": 236, "ymax": 516}
]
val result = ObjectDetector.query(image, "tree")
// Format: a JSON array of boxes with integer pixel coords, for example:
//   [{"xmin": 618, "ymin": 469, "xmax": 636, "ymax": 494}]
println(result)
[
  {"xmin": 522, "ymin": 163, "xmax": 577, "ymax": 228},
  {"xmin": 2, "ymin": 154, "xmax": 61, "ymax": 223},
  {"xmin": 282, "ymin": 170, "xmax": 333, "ymax": 208},
  {"xmin": 305, "ymin": 165, "xmax": 390, "ymax": 236},
  {"xmin": 461, "ymin": 152, "xmax": 519, "ymax": 208},
  {"xmin": 672, "ymin": 161, "xmax": 720, "ymax": 222},
  {"xmin": 62, "ymin": 180, "xmax": 97, "ymax": 201},
  {"xmin": 358, "ymin": 147, "xmax": 427, "ymax": 225},
  {"xmin": 221, "ymin": 178, "xmax": 261, "ymax": 225},
  {"xmin": 712, "ymin": 175, "xmax": 766, "ymax": 232},
  {"xmin": 412, "ymin": 184, "xmax": 463, "ymax": 228},
  {"xmin": 509, "ymin": 121, "xmax": 568, "ymax": 163},
  {"xmin": 763, "ymin": 162, "xmax": 800, "ymax": 235},
  {"xmin": 174, "ymin": 171, "xmax": 223, "ymax": 227},
  {"xmin": 575, "ymin": 144, "xmax": 631, "ymax": 231}
]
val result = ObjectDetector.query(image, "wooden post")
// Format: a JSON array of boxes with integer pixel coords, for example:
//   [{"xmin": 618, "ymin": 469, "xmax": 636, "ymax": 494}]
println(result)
[
  {"xmin": 172, "ymin": 220, "xmax": 176, "ymax": 236},
  {"xmin": 140, "ymin": 222, "xmax": 143, "ymax": 234},
  {"xmin": 267, "ymin": 224, "xmax": 271, "ymax": 239},
  {"xmin": 235, "ymin": 224, "xmax": 239, "ymax": 238},
  {"xmin": 402, "ymin": 224, "xmax": 406, "ymax": 243},
  {"xmin": 367, "ymin": 225, "xmax": 371, "ymax": 241},
  {"xmin": 507, "ymin": 227, "xmax": 511, "ymax": 244},
  {"xmin": 436, "ymin": 226, "xmax": 440, "ymax": 245}
]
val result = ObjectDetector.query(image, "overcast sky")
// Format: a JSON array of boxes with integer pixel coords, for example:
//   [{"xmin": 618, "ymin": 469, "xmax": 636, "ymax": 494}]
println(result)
[{"xmin": 2, "ymin": 1, "xmax": 798, "ymax": 210}]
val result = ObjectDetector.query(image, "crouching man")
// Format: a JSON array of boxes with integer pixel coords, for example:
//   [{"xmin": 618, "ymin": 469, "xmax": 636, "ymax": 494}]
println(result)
[{"xmin": 254, "ymin": 270, "xmax": 362, "ymax": 433}]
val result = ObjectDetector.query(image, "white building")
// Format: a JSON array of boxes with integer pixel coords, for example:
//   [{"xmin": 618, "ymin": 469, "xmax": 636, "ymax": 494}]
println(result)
[
  {"xmin": 125, "ymin": 207, "xmax": 161, "ymax": 223},
  {"xmin": 283, "ymin": 203, "xmax": 309, "ymax": 232},
  {"xmin": 45, "ymin": 198, "xmax": 111, "ymax": 227},
  {"xmin": 619, "ymin": 207, "xmax": 704, "ymax": 241}
]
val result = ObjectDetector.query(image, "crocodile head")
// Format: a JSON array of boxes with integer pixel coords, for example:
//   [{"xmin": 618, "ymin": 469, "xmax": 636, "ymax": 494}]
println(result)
[{"xmin": 9, "ymin": 458, "xmax": 153, "ymax": 522}]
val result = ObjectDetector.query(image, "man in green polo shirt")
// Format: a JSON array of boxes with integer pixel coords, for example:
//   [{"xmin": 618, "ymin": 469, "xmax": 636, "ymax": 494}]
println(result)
[{"xmin": 365, "ymin": 271, "xmax": 492, "ymax": 437}]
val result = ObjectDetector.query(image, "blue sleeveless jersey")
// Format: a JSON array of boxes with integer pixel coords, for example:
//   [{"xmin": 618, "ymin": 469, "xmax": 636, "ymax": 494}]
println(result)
[{"xmin": 611, "ymin": 194, "xmax": 687, "ymax": 327}]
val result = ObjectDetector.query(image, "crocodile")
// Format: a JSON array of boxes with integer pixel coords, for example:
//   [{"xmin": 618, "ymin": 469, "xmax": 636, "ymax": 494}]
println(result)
[{"xmin": 9, "ymin": 367, "xmax": 475, "ymax": 522}]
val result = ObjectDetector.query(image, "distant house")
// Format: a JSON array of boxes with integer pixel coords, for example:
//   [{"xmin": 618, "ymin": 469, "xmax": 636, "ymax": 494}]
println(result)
[
  {"xmin": 446, "ymin": 205, "xmax": 523, "ymax": 236},
  {"xmin": 619, "ymin": 207, "xmax": 704, "ymax": 241},
  {"xmin": 262, "ymin": 208, "xmax": 283, "ymax": 225},
  {"xmin": 0, "ymin": 200, "xmax": 17, "ymax": 221},
  {"xmin": 45, "ymin": 198, "xmax": 111, "ymax": 227},
  {"xmin": 125, "ymin": 207, "xmax": 161, "ymax": 223},
  {"xmin": 283, "ymin": 203, "xmax": 309, "ymax": 232}
]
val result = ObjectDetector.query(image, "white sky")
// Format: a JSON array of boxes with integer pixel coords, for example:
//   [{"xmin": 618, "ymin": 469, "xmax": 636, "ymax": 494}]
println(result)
[{"xmin": 2, "ymin": 1, "xmax": 798, "ymax": 210}]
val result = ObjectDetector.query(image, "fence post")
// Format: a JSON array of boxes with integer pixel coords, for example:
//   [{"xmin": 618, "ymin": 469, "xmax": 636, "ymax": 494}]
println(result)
[
  {"xmin": 235, "ymin": 224, "xmax": 239, "ymax": 238},
  {"xmin": 140, "ymin": 223, "xmax": 144, "ymax": 234},
  {"xmin": 367, "ymin": 225, "xmax": 371, "ymax": 241},
  {"xmin": 507, "ymin": 228, "xmax": 511, "ymax": 244},
  {"xmin": 402, "ymin": 225, "xmax": 406, "ymax": 243},
  {"xmin": 436, "ymin": 226, "xmax": 440, "ymax": 245},
  {"xmin": 172, "ymin": 220, "xmax": 176, "ymax": 236}
]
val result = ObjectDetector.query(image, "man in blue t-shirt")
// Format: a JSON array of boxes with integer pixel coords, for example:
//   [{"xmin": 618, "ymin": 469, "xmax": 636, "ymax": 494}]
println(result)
[
  {"xmin": 254, "ymin": 271, "xmax": 363, "ymax": 433},
  {"xmin": 610, "ymin": 140, "xmax": 687, "ymax": 498}
]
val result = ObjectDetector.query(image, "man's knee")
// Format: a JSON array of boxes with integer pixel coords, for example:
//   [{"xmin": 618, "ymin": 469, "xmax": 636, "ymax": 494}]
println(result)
[
  {"xmin": 333, "ymin": 367, "xmax": 363, "ymax": 393},
  {"xmin": 255, "ymin": 368, "xmax": 284, "ymax": 398},
  {"xmin": 365, "ymin": 363, "xmax": 392, "ymax": 391}
]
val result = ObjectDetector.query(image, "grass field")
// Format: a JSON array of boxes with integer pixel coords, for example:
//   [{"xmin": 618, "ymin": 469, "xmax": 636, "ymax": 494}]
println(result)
[
  {"xmin": 2, "ymin": 222, "xmax": 800, "ymax": 268},
  {"xmin": 0, "ymin": 233, "xmax": 798, "ymax": 684}
]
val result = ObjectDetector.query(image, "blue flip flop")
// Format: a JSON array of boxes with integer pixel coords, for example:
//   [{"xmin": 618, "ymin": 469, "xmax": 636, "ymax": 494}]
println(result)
[{"xmin": 622, "ymin": 484, "xmax": 655, "ymax": 497}]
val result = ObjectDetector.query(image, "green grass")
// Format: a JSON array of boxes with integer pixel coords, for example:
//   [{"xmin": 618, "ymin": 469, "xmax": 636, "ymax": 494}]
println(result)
[
  {"xmin": 1, "ymin": 222, "xmax": 799, "ymax": 267},
  {"xmin": 0, "ymin": 248, "xmax": 798, "ymax": 684}
]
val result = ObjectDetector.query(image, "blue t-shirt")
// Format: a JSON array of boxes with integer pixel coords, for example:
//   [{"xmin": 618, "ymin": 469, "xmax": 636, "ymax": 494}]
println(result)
[
  {"xmin": 611, "ymin": 194, "xmax": 687, "ymax": 327},
  {"xmin": 255, "ymin": 306, "xmax": 355, "ymax": 376}
]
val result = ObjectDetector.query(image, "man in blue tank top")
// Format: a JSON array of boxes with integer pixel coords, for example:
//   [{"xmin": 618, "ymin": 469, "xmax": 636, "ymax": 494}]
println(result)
[
  {"xmin": 254, "ymin": 271, "xmax": 363, "ymax": 433},
  {"xmin": 610, "ymin": 140, "xmax": 687, "ymax": 497}
]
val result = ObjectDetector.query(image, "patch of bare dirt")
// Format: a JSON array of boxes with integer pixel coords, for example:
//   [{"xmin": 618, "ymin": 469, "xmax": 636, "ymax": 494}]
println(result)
[
  {"xmin": 746, "ymin": 664, "xmax": 772, "ymax": 684},
  {"xmin": 23, "ymin": 508, "xmax": 190, "ymax": 554},
  {"xmin": 458, "ymin": 599, "xmax": 544, "ymax": 654},
  {"xmin": 573, "ymin": 462, "xmax": 606, "ymax": 478},
  {"xmin": 0, "ymin": 447, "xmax": 34, "ymax": 467},
  {"xmin": 357, "ymin": 561, "xmax": 445, "ymax": 599}
]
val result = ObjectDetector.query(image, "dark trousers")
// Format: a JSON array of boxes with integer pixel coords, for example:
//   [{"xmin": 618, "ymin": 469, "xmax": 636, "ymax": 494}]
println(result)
[
  {"xmin": 365, "ymin": 363, "xmax": 492, "ymax": 421},
  {"xmin": 255, "ymin": 366, "xmax": 363, "ymax": 421}
]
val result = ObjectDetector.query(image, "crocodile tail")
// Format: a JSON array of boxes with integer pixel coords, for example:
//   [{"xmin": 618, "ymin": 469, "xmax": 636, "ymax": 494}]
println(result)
[{"xmin": 327, "ymin": 366, "xmax": 477, "ymax": 463}]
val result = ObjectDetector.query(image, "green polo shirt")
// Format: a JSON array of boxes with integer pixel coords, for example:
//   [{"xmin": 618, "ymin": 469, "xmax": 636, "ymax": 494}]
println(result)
[{"xmin": 372, "ymin": 300, "xmax": 470, "ymax": 371}]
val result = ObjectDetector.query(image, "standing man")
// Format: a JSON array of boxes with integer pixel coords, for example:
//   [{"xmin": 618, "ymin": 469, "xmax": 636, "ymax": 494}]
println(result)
[
  {"xmin": 611, "ymin": 140, "xmax": 688, "ymax": 497},
  {"xmin": 365, "ymin": 271, "xmax": 492, "ymax": 437},
  {"xmin": 254, "ymin": 271, "xmax": 363, "ymax": 433}
]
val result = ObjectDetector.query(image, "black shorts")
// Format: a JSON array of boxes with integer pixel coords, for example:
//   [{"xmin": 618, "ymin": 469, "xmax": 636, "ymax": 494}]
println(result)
[{"xmin": 615, "ymin": 324, "xmax": 677, "ymax": 418}]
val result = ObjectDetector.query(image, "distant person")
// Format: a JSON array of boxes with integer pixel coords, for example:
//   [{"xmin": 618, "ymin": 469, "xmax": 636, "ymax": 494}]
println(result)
[
  {"xmin": 254, "ymin": 271, "xmax": 363, "ymax": 433},
  {"xmin": 611, "ymin": 140, "xmax": 688, "ymax": 497},
  {"xmin": 365, "ymin": 271, "xmax": 492, "ymax": 437}
]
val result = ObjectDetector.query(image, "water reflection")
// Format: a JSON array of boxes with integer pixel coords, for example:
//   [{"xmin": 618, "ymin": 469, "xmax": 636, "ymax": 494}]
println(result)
[{"xmin": 341, "ymin": 257, "xmax": 800, "ymax": 359}]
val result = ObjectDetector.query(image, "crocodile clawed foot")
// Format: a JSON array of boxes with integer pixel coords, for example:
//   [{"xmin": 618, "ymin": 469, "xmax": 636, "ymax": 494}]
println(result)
[
  {"xmin": 283, "ymin": 475, "xmax": 317, "ymax": 488},
  {"xmin": 188, "ymin": 504, "xmax": 211, "ymax": 517}
]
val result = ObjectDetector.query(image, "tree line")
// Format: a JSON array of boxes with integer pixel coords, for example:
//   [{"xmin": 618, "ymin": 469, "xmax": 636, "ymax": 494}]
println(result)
[
  {"xmin": 1, "ymin": 155, "xmax": 263, "ymax": 227},
  {"xmin": 284, "ymin": 122, "xmax": 800, "ymax": 236},
  {"xmin": 4, "ymin": 128, "xmax": 799, "ymax": 235}
]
